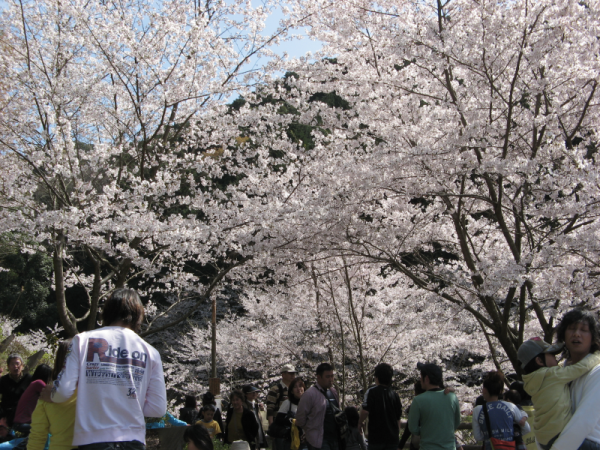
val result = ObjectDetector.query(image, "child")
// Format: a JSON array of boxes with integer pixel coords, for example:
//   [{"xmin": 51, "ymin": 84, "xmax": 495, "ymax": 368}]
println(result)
[
  {"xmin": 518, "ymin": 337, "xmax": 600, "ymax": 450},
  {"xmin": 502, "ymin": 390, "xmax": 526, "ymax": 450},
  {"xmin": 196, "ymin": 404, "xmax": 222, "ymax": 439},
  {"xmin": 184, "ymin": 423, "xmax": 214, "ymax": 450},
  {"xmin": 343, "ymin": 406, "xmax": 367, "ymax": 450}
]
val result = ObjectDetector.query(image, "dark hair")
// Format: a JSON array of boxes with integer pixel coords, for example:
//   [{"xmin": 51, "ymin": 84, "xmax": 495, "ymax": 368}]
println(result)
[
  {"xmin": 556, "ymin": 309, "xmax": 600, "ymax": 355},
  {"xmin": 229, "ymin": 390, "xmax": 246, "ymax": 407},
  {"xmin": 419, "ymin": 368, "xmax": 442, "ymax": 387},
  {"xmin": 183, "ymin": 423, "xmax": 214, "ymax": 450},
  {"xmin": 483, "ymin": 371, "xmax": 505, "ymax": 397},
  {"xmin": 316, "ymin": 362, "xmax": 333, "ymax": 376},
  {"xmin": 414, "ymin": 380, "xmax": 425, "ymax": 395},
  {"xmin": 31, "ymin": 364, "xmax": 52, "ymax": 383},
  {"xmin": 52, "ymin": 339, "xmax": 72, "ymax": 381},
  {"xmin": 201, "ymin": 404, "xmax": 216, "ymax": 413},
  {"xmin": 202, "ymin": 392, "xmax": 216, "ymax": 405},
  {"xmin": 475, "ymin": 395, "xmax": 485, "ymax": 407},
  {"xmin": 184, "ymin": 395, "xmax": 197, "ymax": 409},
  {"xmin": 7, "ymin": 354, "xmax": 22, "ymax": 366},
  {"xmin": 101, "ymin": 288, "xmax": 145, "ymax": 332},
  {"xmin": 288, "ymin": 378, "xmax": 306, "ymax": 405},
  {"xmin": 344, "ymin": 406, "xmax": 360, "ymax": 428},
  {"xmin": 509, "ymin": 381, "xmax": 531, "ymax": 403},
  {"xmin": 374, "ymin": 363, "xmax": 393, "ymax": 386},
  {"xmin": 503, "ymin": 389, "xmax": 521, "ymax": 405},
  {"xmin": 522, "ymin": 352, "xmax": 545, "ymax": 375}
]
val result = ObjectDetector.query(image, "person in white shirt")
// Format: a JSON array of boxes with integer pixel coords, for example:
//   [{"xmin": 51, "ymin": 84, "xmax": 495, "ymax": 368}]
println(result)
[
  {"xmin": 41, "ymin": 288, "xmax": 167, "ymax": 450},
  {"xmin": 550, "ymin": 309, "xmax": 600, "ymax": 450}
]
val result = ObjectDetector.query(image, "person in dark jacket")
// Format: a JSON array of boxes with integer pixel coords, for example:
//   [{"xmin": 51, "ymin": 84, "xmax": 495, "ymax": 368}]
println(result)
[
  {"xmin": 180, "ymin": 395, "xmax": 200, "ymax": 425},
  {"xmin": 0, "ymin": 354, "xmax": 32, "ymax": 425},
  {"xmin": 243, "ymin": 385, "xmax": 267, "ymax": 449},
  {"xmin": 225, "ymin": 390, "xmax": 259, "ymax": 448}
]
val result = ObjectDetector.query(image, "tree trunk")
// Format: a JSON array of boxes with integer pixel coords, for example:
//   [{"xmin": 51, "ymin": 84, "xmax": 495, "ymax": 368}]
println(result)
[
  {"xmin": 343, "ymin": 261, "xmax": 368, "ymax": 393},
  {"xmin": 54, "ymin": 230, "xmax": 78, "ymax": 337},
  {"xmin": 86, "ymin": 248, "xmax": 102, "ymax": 331}
]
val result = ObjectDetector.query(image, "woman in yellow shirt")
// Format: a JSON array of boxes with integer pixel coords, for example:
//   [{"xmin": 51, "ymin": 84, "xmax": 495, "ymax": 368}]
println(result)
[{"xmin": 27, "ymin": 340, "xmax": 76, "ymax": 450}]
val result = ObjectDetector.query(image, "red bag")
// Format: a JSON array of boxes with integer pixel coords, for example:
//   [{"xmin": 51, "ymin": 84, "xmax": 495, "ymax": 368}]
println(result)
[
  {"xmin": 489, "ymin": 437, "xmax": 516, "ymax": 450},
  {"xmin": 482, "ymin": 402, "xmax": 516, "ymax": 450}
]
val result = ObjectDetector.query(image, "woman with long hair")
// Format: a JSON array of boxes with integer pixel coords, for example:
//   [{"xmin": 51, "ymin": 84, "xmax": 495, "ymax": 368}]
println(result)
[{"xmin": 27, "ymin": 340, "xmax": 76, "ymax": 450}]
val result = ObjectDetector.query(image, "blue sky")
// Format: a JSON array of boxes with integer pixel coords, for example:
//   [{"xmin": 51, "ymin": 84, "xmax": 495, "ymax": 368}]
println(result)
[
  {"xmin": 0, "ymin": 0, "xmax": 322, "ymax": 59},
  {"xmin": 261, "ymin": 5, "xmax": 323, "ymax": 58},
  {"xmin": 0, "ymin": 0, "xmax": 323, "ymax": 84}
]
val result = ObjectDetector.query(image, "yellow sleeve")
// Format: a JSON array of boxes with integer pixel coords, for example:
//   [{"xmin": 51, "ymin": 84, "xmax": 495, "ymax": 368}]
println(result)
[
  {"xmin": 214, "ymin": 421, "xmax": 222, "ymax": 435},
  {"xmin": 553, "ymin": 351, "xmax": 600, "ymax": 383},
  {"xmin": 27, "ymin": 401, "xmax": 50, "ymax": 450}
]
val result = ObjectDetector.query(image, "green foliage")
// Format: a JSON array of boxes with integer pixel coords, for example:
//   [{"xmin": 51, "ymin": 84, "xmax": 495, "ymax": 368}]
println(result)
[
  {"xmin": 212, "ymin": 439, "xmax": 231, "ymax": 450},
  {"xmin": 0, "ymin": 337, "xmax": 54, "ymax": 372},
  {"xmin": 0, "ymin": 234, "xmax": 56, "ymax": 331},
  {"xmin": 286, "ymin": 123, "xmax": 316, "ymax": 150},
  {"xmin": 227, "ymin": 72, "xmax": 352, "ymax": 153}
]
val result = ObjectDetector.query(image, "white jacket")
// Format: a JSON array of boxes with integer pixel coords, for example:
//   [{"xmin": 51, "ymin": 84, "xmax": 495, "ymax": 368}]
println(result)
[
  {"xmin": 552, "ymin": 363, "xmax": 600, "ymax": 450},
  {"xmin": 51, "ymin": 326, "xmax": 167, "ymax": 445}
]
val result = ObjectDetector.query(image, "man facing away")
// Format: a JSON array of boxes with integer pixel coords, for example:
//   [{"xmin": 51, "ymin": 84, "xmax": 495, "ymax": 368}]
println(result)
[
  {"xmin": 42, "ymin": 288, "xmax": 167, "ymax": 450},
  {"xmin": 408, "ymin": 363, "xmax": 460, "ymax": 450},
  {"xmin": 358, "ymin": 363, "xmax": 402, "ymax": 450},
  {"xmin": 296, "ymin": 363, "xmax": 340, "ymax": 450}
]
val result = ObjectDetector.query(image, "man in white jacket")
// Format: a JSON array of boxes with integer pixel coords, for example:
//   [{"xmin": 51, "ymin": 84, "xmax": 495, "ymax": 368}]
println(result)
[{"xmin": 43, "ymin": 288, "xmax": 167, "ymax": 450}]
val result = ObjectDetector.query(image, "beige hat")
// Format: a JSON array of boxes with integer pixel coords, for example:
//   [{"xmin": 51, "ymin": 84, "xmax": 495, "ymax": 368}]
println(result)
[
  {"xmin": 230, "ymin": 441, "xmax": 251, "ymax": 450},
  {"xmin": 281, "ymin": 364, "xmax": 297, "ymax": 373}
]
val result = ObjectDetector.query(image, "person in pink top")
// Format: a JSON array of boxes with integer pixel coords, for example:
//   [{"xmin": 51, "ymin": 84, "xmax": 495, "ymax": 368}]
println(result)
[
  {"xmin": 13, "ymin": 364, "xmax": 53, "ymax": 435},
  {"xmin": 295, "ymin": 363, "xmax": 340, "ymax": 450}
]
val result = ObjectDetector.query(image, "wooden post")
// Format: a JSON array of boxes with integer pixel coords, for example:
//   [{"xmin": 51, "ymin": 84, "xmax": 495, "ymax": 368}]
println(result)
[
  {"xmin": 211, "ymin": 296, "xmax": 217, "ymax": 378},
  {"xmin": 209, "ymin": 377, "xmax": 220, "ymax": 396},
  {"xmin": 209, "ymin": 296, "xmax": 220, "ymax": 395}
]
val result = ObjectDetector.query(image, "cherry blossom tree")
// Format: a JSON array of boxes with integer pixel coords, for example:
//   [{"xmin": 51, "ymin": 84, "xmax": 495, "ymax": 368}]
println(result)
[
  {"xmin": 161, "ymin": 249, "xmax": 495, "ymax": 408},
  {"xmin": 2, "ymin": 0, "xmax": 598, "ymax": 388},
  {"xmin": 252, "ymin": 0, "xmax": 600, "ymax": 373},
  {"xmin": 0, "ymin": 0, "xmax": 294, "ymax": 336}
]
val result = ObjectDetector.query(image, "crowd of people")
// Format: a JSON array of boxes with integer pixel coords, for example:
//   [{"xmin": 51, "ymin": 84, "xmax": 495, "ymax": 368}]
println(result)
[
  {"xmin": 180, "ymin": 307, "xmax": 600, "ymax": 450},
  {"xmin": 1, "ymin": 297, "xmax": 599, "ymax": 450}
]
